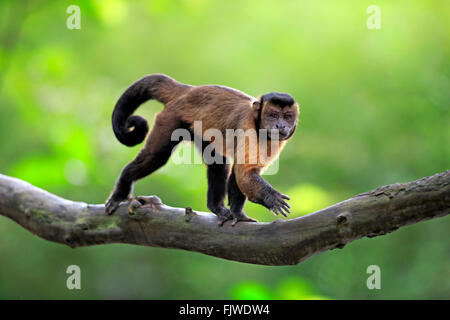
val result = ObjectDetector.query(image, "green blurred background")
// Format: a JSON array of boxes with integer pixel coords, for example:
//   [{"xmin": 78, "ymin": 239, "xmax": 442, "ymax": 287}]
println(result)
[{"xmin": 0, "ymin": 0, "xmax": 449, "ymax": 299}]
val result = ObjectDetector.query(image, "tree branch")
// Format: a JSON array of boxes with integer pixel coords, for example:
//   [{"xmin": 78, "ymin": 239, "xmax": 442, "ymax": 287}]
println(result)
[{"xmin": 0, "ymin": 171, "xmax": 449, "ymax": 266}]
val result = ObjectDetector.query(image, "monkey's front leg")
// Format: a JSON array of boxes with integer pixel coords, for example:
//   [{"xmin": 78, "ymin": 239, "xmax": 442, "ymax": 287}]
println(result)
[
  {"xmin": 235, "ymin": 165, "xmax": 291, "ymax": 218},
  {"xmin": 206, "ymin": 162, "xmax": 233, "ymax": 225},
  {"xmin": 227, "ymin": 169, "xmax": 258, "ymax": 226}
]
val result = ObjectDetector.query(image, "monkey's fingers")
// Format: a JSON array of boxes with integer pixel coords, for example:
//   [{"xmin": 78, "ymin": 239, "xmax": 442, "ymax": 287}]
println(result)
[
  {"xmin": 217, "ymin": 215, "xmax": 232, "ymax": 227},
  {"xmin": 275, "ymin": 200, "xmax": 290, "ymax": 217},
  {"xmin": 278, "ymin": 194, "xmax": 290, "ymax": 206},
  {"xmin": 273, "ymin": 192, "xmax": 290, "ymax": 207},
  {"xmin": 273, "ymin": 205, "xmax": 289, "ymax": 217},
  {"xmin": 281, "ymin": 194, "xmax": 290, "ymax": 201},
  {"xmin": 279, "ymin": 207, "xmax": 290, "ymax": 217},
  {"xmin": 231, "ymin": 216, "xmax": 258, "ymax": 226},
  {"xmin": 230, "ymin": 211, "xmax": 258, "ymax": 226},
  {"xmin": 270, "ymin": 205, "xmax": 285, "ymax": 217},
  {"xmin": 270, "ymin": 208, "xmax": 280, "ymax": 216},
  {"xmin": 277, "ymin": 198, "xmax": 291, "ymax": 210}
]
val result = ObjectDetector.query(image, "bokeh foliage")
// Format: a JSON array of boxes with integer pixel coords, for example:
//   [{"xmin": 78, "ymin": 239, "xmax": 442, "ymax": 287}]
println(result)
[{"xmin": 0, "ymin": 0, "xmax": 448, "ymax": 299}]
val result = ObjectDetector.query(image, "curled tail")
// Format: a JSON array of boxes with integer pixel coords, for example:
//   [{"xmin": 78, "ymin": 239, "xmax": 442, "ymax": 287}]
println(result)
[{"xmin": 112, "ymin": 74, "xmax": 188, "ymax": 146}]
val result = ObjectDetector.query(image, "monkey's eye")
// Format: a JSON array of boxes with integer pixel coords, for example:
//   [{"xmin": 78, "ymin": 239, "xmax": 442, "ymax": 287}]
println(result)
[
  {"xmin": 269, "ymin": 113, "xmax": 279, "ymax": 119},
  {"xmin": 283, "ymin": 114, "xmax": 293, "ymax": 120}
]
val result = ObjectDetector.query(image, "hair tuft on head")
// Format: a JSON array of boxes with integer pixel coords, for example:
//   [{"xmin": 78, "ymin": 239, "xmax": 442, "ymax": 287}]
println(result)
[{"xmin": 260, "ymin": 92, "xmax": 295, "ymax": 108}]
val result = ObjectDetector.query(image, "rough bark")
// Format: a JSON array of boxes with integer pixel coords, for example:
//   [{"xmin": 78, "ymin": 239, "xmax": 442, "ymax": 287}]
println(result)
[{"xmin": 0, "ymin": 171, "xmax": 448, "ymax": 266}]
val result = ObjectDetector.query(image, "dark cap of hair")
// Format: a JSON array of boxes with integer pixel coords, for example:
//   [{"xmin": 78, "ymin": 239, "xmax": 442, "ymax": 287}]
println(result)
[{"xmin": 260, "ymin": 92, "xmax": 295, "ymax": 108}]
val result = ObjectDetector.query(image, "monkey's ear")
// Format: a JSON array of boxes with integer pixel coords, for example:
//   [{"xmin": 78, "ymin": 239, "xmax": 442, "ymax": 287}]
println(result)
[{"xmin": 252, "ymin": 100, "xmax": 261, "ymax": 121}]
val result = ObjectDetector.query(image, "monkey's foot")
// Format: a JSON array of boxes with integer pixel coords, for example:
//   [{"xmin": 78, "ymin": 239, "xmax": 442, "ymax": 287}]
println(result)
[
  {"xmin": 105, "ymin": 197, "xmax": 122, "ymax": 215},
  {"xmin": 230, "ymin": 211, "xmax": 258, "ymax": 227},
  {"xmin": 105, "ymin": 193, "xmax": 133, "ymax": 215}
]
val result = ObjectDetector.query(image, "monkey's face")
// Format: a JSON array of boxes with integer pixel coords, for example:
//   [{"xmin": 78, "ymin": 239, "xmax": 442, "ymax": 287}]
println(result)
[{"xmin": 258, "ymin": 93, "xmax": 299, "ymax": 141}]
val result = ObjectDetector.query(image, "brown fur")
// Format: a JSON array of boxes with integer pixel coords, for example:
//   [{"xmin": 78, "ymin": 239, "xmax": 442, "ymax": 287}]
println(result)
[{"xmin": 106, "ymin": 74, "xmax": 299, "ymax": 225}]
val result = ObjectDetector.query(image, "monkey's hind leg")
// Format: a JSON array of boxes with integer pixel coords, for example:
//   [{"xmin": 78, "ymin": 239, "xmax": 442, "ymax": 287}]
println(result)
[
  {"xmin": 105, "ymin": 149, "xmax": 172, "ymax": 215},
  {"xmin": 227, "ymin": 168, "xmax": 258, "ymax": 226},
  {"xmin": 105, "ymin": 114, "xmax": 182, "ymax": 215}
]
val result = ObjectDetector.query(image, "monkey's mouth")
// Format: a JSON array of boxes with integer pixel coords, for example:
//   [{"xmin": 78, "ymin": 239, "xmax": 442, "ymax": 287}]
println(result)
[{"xmin": 267, "ymin": 130, "xmax": 289, "ymax": 141}]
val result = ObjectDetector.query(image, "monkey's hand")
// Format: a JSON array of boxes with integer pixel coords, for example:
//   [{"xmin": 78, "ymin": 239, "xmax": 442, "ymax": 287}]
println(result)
[
  {"xmin": 229, "ymin": 211, "xmax": 258, "ymax": 227},
  {"xmin": 215, "ymin": 207, "xmax": 232, "ymax": 226},
  {"xmin": 263, "ymin": 191, "xmax": 290, "ymax": 217}
]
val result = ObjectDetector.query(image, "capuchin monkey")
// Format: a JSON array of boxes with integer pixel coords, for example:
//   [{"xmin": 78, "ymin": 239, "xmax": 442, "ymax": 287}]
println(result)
[{"xmin": 105, "ymin": 74, "xmax": 300, "ymax": 226}]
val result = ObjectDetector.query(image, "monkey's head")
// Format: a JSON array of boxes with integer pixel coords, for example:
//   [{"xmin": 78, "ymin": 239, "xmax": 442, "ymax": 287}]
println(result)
[{"xmin": 253, "ymin": 92, "xmax": 299, "ymax": 141}]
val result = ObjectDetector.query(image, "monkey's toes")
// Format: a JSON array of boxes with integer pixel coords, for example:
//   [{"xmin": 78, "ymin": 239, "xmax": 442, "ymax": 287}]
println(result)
[
  {"xmin": 105, "ymin": 199, "xmax": 121, "ymax": 215},
  {"xmin": 128, "ymin": 198, "xmax": 142, "ymax": 215}
]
